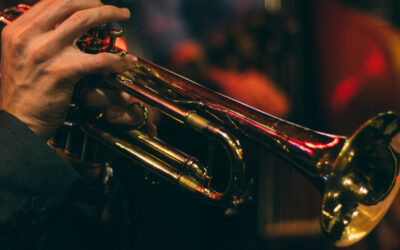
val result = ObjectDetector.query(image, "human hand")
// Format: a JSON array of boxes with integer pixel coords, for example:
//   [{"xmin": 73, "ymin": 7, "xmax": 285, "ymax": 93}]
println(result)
[
  {"xmin": 0, "ymin": 0, "xmax": 137, "ymax": 140},
  {"xmin": 55, "ymin": 86, "xmax": 157, "ymax": 181},
  {"xmin": 82, "ymin": 87, "xmax": 157, "ymax": 136}
]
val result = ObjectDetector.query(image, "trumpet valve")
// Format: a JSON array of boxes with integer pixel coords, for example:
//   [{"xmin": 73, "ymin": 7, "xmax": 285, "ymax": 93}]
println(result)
[{"xmin": 108, "ymin": 25, "xmax": 123, "ymax": 53}]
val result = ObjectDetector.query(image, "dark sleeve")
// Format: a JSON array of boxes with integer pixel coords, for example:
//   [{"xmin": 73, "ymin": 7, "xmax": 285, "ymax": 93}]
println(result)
[{"xmin": 0, "ymin": 111, "xmax": 82, "ymax": 249}]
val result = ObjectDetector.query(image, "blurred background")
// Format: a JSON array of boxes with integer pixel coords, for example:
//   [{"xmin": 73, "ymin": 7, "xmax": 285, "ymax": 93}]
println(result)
[
  {"xmin": 117, "ymin": 0, "xmax": 400, "ymax": 249},
  {"xmin": 3, "ymin": 0, "xmax": 400, "ymax": 249}
]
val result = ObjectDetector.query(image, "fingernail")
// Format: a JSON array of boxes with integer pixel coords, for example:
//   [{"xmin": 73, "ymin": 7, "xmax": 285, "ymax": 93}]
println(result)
[
  {"xmin": 127, "ymin": 54, "xmax": 138, "ymax": 66},
  {"xmin": 120, "ymin": 8, "xmax": 131, "ymax": 17}
]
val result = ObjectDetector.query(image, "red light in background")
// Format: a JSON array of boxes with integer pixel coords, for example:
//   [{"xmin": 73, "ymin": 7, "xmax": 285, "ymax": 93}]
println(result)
[
  {"xmin": 330, "ymin": 45, "xmax": 387, "ymax": 111},
  {"xmin": 364, "ymin": 47, "xmax": 386, "ymax": 76},
  {"xmin": 331, "ymin": 76, "xmax": 361, "ymax": 111}
]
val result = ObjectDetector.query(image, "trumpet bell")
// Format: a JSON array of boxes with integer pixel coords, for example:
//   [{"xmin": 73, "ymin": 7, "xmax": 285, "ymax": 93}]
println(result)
[
  {"xmin": 2, "ymin": 5, "xmax": 400, "ymax": 247},
  {"xmin": 321, "ymin": 112, "xmax": 400, "ymax": 246}
]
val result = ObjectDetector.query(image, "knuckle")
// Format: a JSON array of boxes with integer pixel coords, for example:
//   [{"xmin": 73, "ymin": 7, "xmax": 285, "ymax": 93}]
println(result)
[
  {"xmin": 41, "ymin": 64, "xmax": 56, "ymax": 78},
  {"xmin": 81, "ymin": 54, "xmax": 109, "ymax": 72},
  {"xmin": 1, "ymin": 24, "xmax": 11, "ymax": 36},
  {"xmin": 4, "ymin": 29, "xmax": 26, "ymax": 51},
  {"xmin": 28, "ymin": 18, "xmax": 42, "ymax": 30},
  {"xmin": 100, "ymin": 5, "xmax": 126, "ymax": 20},
  {"xmin": 1, "ymin": 25, "xmax": 11, "ymax": 43},
  {"xmin": 59, "ymin": 0, "xmax": 102, "ymax": 11},
  {"xmin": 103, "ymin": 5, "xmax": 119, "ymax": 13},
  {"xmin": 57, "ymin": 0, "xmax": 73, "ymax": 10},
  {"xmin": 69, "ymin": 10, "xmax": 90, "ymax": 26},
  {"xmin": 29, "ymin": 44, "xmax": 50, "ymax": 63},
  {"xmin": 93, "ymin": 0, "xmax": 102, "ymax": 6},
  {"xmin": 95, "ymin": 53, "xmax": 114, "ymax": 68}
]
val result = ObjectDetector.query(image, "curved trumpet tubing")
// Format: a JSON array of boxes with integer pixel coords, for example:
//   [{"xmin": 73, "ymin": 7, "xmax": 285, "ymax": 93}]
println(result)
[
  {"xmin": 108, "ymin": 57, "xmax": 400, "ymax": 246},
  {"xmin": 1, "ymin": 5, "xmax": 400, "ymax": 246}
]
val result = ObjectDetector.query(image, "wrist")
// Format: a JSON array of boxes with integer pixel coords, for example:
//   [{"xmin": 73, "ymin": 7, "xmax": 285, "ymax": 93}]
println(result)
[{"xmin": 5, "ymin": 109, "xmax": 57, "ymax": 141}]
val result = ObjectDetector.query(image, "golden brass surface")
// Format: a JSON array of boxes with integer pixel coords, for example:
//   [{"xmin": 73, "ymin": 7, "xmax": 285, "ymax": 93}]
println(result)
[{"xmin": 2, "ymin": 5, "xmax": 400, "ymax": 246}]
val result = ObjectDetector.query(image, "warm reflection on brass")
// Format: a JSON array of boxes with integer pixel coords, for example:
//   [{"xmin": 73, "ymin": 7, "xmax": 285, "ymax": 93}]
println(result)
[
  {"xmin": 2, "ymin": 5, "xmax": 400, "ymax": 246},
  {"xmin": 320, "ymin": 116, "xmax": 400, "ymax": 246}
]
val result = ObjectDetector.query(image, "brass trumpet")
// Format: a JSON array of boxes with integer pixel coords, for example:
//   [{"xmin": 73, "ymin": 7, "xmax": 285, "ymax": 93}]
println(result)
[{"xmin": 2, "ymin": 4, "xmax": 400, "ymax": 247}]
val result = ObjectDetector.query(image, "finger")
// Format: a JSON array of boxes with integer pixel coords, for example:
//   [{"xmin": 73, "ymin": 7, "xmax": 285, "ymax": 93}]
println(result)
[
  {"xmin": 71, "ymin": 52, "xmax": 137, "ymax": 78},
  {"xmin": 9, "ymin": 0, "xmax": 103, "ymax": 32},
  {"xmin": 145, "ymin": 123, "xmax": 158, "ymax": 137},
  {"xmin": 45, "ymin": 48, "xmax": 137, "ymax": 89},
  {"xmin": 7, "ymin": 0, "xmax": 53, "ymax": 27},
  {"xmin": 105, "ymin": 105, "xmax": 146, "ymax": 127},
  {"xmin": 82, "ymin": 88, "xmax": 133, "ymax": 108},
  {"xmin": 51, "ymin": 5, "xmax": 130, "ymax": 47}
]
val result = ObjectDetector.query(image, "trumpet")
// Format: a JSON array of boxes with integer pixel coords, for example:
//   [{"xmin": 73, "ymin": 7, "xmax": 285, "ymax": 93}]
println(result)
[{"xmin": 2, "ymin": 4, "xmax": 400, "ymax": 247}]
